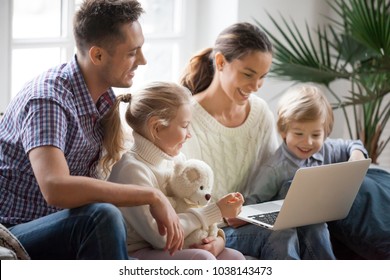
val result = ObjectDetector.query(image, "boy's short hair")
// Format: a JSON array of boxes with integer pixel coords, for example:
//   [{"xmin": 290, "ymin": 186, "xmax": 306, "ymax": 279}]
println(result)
[{"xmin": 277, "ymin": 84, "xmax": 334, "ymax": 137}]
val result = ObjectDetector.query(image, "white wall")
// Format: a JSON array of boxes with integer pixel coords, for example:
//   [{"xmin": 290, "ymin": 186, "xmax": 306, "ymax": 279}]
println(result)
[{"xmin": 194, "ymin": 0, "xmax": 239, "ymax": 51}]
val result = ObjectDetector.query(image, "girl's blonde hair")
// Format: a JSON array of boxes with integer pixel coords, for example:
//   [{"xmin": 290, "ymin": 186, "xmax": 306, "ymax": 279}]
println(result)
[
  {"xmin": 100, "ymin": 81, "xmax": 192, "ymax": 176},
  {"xmin": 277, "ymin": 84, "xmax": 334, "ymax": 137}
]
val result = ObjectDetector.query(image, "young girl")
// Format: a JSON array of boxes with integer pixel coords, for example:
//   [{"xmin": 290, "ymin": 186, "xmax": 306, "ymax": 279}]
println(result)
[{"xmin": 104, "ymin": 81, "xmax": 245, "ymax": 260}]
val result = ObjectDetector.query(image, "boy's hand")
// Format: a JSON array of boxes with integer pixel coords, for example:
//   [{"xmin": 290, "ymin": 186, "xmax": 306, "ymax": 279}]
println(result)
[{"xmin": 348, "ymin": 150, "xmax": 366, "ymax": 161}]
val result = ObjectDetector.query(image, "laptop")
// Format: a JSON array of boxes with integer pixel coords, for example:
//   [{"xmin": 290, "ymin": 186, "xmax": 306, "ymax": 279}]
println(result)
[{"xmin": 238, "ymin": 158, "xmax": 371, "ymax": 230}]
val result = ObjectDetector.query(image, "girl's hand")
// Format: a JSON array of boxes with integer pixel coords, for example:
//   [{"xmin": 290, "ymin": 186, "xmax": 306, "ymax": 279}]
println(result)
[
  {"xmin": 189, "ymin": 235, "xmax": 225, "ymax": 257},
  {"xmin": 216, "ymin": 192, "xmax": 244, "ymax": 218}
]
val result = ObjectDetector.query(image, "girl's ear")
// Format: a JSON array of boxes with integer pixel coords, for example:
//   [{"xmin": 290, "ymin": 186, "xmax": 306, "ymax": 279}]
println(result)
[{"xmin": 147, "ymin": 116, "xmax": 161, "ymax": 140}]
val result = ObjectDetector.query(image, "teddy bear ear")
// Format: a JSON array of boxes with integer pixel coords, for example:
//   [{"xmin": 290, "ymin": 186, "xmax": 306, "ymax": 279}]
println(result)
[
  {"xmin": 173, "ymin": 161, "xmax": 186, "ymax": 175},
  {"xmin": 185, "ymin": 167, "xmax": 201, "ymax": 182}
]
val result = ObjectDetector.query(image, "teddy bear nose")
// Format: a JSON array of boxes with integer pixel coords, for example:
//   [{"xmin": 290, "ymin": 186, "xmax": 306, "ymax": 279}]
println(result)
[{"xmin": 205, "ymin": 194, "xmax": 211, "ymax": 201}]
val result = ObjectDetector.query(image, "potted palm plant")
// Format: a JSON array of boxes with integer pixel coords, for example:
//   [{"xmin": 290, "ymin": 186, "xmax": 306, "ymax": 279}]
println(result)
[{"xmin": 255, "ymin": 0, "xmax": 389, "ymax": 164}]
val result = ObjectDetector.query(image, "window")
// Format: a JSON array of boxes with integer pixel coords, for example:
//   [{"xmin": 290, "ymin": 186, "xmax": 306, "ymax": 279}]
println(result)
[
  {"xmin": 121, "ymin": 0, "xmax": 195, "ymax": 93},
  {"xmin": 10, "ymin": 0, "xmax": 79, "ymax": 100},
  {"xmin": 0, "ymin": 0, "xmax": 196, "ymax": 112}
]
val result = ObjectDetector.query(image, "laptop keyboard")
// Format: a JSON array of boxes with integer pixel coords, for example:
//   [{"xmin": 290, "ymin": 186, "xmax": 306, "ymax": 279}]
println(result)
[{"xmin": 249, "ymin": 211, "xmax": 279, "ymax": 225}]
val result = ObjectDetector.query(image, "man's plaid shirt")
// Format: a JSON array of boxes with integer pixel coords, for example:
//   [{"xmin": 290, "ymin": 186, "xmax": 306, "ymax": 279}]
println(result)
[{"xmin": 0, "ymin": 55, "xmax": 116, "ymax": 225}]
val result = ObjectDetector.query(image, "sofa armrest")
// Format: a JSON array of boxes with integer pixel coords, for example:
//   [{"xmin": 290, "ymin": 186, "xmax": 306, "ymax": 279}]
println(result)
[
  {"xmin": 0, "ymin": 245, "xmax": 18, "ymax": 260},
  {"xmin": 0, "ymin": 223, "xmax": 30, "ymax": 260}
]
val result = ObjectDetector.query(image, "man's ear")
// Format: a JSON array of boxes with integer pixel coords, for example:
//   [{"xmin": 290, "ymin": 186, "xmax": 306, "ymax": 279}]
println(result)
[{"xmin": 89, "ymin": 46, "xmax": 104, "ymax": 65}]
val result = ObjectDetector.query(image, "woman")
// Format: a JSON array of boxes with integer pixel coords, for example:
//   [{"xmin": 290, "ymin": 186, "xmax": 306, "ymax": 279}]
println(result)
[{"xmin": 180, "ymin": 22, "xmax": 335, "ymax": 259}]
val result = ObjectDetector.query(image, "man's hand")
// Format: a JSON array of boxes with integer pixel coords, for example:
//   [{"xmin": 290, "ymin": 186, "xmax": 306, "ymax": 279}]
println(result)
[{"xmin": 149, "ymin": 190, "xmax": 184, "ymax": 255}]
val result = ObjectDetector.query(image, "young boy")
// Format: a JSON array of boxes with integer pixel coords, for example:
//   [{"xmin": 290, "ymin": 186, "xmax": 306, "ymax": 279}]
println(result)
[
  {"xmin": 245, "ymin": 84, "xmax": 367, "ymax": 204},
  {"xmin": 246, "ymin": 83, "xmax": 390, "ymax": 259}
]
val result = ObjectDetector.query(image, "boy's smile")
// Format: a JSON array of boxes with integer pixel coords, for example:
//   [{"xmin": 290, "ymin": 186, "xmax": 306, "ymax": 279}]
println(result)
[{"xmin": 282, "ymin": 119, "xmax": 326, "ymax": 160}]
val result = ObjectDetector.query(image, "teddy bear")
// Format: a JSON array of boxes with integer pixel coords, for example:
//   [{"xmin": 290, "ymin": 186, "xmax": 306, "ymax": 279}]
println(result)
[{"xmin": 166, "ymin": 159, "xmax": 219, "ymax": 248}]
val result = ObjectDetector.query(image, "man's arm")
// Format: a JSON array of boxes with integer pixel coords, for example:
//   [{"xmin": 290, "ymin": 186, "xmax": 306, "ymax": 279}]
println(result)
[{"xmin": 29, "ymin": 145, "xmax": 183, "ymax": 253}]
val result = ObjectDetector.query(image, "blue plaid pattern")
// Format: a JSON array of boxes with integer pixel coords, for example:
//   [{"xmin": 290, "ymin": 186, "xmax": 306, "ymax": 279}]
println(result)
[{"xmin": 0, "ymin": 55, "xmax": 116, "ymax": 225}]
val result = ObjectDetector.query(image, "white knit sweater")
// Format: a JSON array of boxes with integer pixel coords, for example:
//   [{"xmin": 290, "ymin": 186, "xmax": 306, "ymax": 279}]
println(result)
[
  {"xmin": 107, "ymin": 132, "xmax": 223, "ymax": 253},
  {"xmin": 181, "ymin": 94, "xmax": 279, "ymax": 200}
]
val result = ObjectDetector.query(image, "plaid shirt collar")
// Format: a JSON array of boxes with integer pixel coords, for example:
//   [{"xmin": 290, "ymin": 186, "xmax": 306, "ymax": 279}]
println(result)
[{"xmin": 66, "ymin": 55, "xmax": 116, "ymax": 118}]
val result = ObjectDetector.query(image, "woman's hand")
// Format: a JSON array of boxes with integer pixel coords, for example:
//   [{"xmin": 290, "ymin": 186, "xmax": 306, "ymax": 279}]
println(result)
[
  {"xmin": 190, "ymin": 236, "xmax": 225, "ymax": 257},
  {"xmin": 149, "ymin": 189, "xmax": 184, "ymax": 255},
  {"xmin": 216, "ymin": 192, "xmax": 244, "ymax": 218},
  {"xmin": 224, "ymin": 217, "xmax": 248, "ymax": 228}
]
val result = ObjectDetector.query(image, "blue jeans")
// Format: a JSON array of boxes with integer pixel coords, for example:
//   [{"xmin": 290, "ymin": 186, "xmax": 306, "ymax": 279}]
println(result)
[
  {"xmin": 328, "ymin": 168, "xmax": 390, "ymax": 259},
  {"xmin": 9, "ymin": 203, "xmax": 129, "ymax": 260},
  {"xmin": 223, "ymin": 222, "xmax": 335, "ymax": 259}
]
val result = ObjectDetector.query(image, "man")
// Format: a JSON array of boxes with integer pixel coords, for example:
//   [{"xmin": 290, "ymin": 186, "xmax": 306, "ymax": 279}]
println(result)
[{"xmin": 0, "ymin": 0, "xmax": 183, "ymax": 259}]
